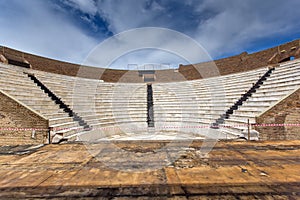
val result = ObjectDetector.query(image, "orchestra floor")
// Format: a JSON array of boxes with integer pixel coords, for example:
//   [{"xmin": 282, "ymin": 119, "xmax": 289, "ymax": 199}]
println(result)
[{"xmin": 0, "ymin": 140, "xmax": 299, "ymax": 199}]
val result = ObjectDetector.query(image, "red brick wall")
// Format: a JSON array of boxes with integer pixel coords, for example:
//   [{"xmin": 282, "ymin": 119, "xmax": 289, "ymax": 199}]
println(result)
[
  {"xmin": 180, "ymin": 39, "xmax": 300, "ymax": 79},
  {"xmin": 255, "ymin": 88, "xmax": 300, "ymax": 140},
  {"xmin": 0, "ymin": 90, "xmax": 49, "ymax": 145},
  {"xmin": 1, "ymin": 39, "xmax": 300, "ymax": 82}
]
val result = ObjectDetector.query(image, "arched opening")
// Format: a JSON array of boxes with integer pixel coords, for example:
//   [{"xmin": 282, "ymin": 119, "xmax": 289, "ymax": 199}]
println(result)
[
  {"xmin": 279, "ymin": 56, "xmax": 295, "ymax": 63},
  {"xmin": 7, "ymin": 59, "xmax": 30, "ymax": 68}
]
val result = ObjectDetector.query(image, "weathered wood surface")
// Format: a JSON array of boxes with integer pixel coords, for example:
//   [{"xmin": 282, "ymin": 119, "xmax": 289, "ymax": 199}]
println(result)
[{"xmin": 0, "ymin": 140, "xmax": 299, "ymax": 199}]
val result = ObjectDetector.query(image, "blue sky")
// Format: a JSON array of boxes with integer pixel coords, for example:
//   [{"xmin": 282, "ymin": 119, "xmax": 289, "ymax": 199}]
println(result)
[{"xmin": 1, "ymin": 0, "xmax": 300, "ymax": 69}]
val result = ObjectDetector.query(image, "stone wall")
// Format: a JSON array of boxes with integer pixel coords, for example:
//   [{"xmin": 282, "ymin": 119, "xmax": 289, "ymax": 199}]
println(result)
[
  {"xmin": 0, "ymin": 90, "xmax": 49, "ymax": 145},
  {"xmin": 255, "ymin": 87, "xmax": 300, "ymax": 140}
]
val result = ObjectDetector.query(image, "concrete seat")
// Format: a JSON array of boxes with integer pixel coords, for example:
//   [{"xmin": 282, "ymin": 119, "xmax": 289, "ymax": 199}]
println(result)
[
  {"xmin": 55, "ymin": 126, "xmax": 87, "ymax": 137},
  {"xmin": 273, "ymin": 64, "xmax": 300, "ymax": 72},
  {"xmin": 89, "ymin": 119, "xmax": 146, "ymax": 128},
  {"xmin": 219, "ymin": 126, "xmax": 244, "ymax": 137},
  {"xmin": 262, "ymin": 76, "xmax": 300, "ymax": 86},
  {"xmin": 233, "ymin": 107, "xmax": 265, "ymax": 113},
  {"xmin": 44, "ymin": 112, "xmax": 70, "ymax": 119},
  {"xmin": 242, "ymin": 101, "xmax": 274, "ymax": 107},
  {"xmin": 49, "ymin": 117, "xmax": 74, "ymax": 125},
  {"xmin": 249, "ymin": 96, "xmax": 284, "ymax": 101},
  {"xmin": 51, "ymin": 121, "xmax": 82, "ymax": 130},
  {"xmin": 225, "ymin": 117, "xmax": 255, "ymax": 125},
  {"xmin": 230, "ymin": 111, "xmax": 258, "ymax": 119}
]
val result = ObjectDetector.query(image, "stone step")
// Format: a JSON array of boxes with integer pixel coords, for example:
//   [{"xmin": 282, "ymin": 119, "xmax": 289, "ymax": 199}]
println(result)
[{"xmin": 49, "ymin": 117, "xmax": 74, "ymax": 125}]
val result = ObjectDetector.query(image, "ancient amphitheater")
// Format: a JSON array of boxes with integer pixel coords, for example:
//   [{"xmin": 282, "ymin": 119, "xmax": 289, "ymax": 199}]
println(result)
[{"xmin": 0, "ymin": 40, "xmax": 299, "ymax": 199}]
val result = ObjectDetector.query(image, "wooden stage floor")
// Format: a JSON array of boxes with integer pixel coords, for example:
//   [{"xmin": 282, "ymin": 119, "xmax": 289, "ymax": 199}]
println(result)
[{"xmin": 0, "ymin": 140, "xmax": 299, "ymax": 199}]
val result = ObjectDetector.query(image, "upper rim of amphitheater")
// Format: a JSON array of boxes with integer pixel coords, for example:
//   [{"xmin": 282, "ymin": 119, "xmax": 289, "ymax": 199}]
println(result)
[{"xmin": 1, "ymin": 39, "xmax": 300, "ymax": 83}]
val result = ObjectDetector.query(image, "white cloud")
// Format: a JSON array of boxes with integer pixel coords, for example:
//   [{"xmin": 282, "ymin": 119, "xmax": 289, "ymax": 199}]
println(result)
[
  {"xmin": 0, "ymin": 0, "xmax": 98, "ymax": 64},
  {"xmin": 83, "ymin": 28, "xmax": 212, "ymax": 69},
  {"xmin": 1, "ymin": 0, "xmax": 300, "ymax": 69},
  {"xmin": 64, "ymin": 0, "xmax": 97, "ymax": 16},
  {"xmin": 96, "ymin": 0, "xmax": 300, "ymax": 60},
  {"xmin": 194, "ymin": 0, "xmax": 300, "ymax": 57},
  {"xmin": 96, "ymin": 0, "xmax": 167, "ymax": 33}
]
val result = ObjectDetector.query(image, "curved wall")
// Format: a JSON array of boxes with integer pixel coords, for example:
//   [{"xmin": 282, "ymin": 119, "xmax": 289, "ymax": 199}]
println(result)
[{"xmin": 1, "ymin": 39, "xmax": 300, "ymax": 82}]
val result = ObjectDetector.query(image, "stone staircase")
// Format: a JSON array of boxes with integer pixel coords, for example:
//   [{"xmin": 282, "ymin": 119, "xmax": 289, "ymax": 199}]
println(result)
[
  {"xmin": 27, "ymin": 74, "xmax": 91, "ymax": 131},
  {"xmin": 147, "ymin": 84, "xmax": 154, "ymax": 127},
  {"xmin": 212, "ymin": 67, "xmax": 275, "ymax": 128},
  {"xmin": 221, "ymin": 60, "xmax": 300, "ymax": 136}
]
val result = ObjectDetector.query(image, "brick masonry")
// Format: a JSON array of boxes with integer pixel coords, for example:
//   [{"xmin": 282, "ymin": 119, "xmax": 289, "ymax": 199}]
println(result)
[
  {"xmin": 1, "ymin": 39, "xmax": 300, "ymax": 82},
  {"xmin": 0, "ymin": 90, "xmax": 49, "ymax": 144},
  {"xmin": 181, "ymin": 39, "xmax": 300, "ymax": 79},
  {"xmin": 255, "ymin": 88, "xmax": 300, "ymax": 140}
]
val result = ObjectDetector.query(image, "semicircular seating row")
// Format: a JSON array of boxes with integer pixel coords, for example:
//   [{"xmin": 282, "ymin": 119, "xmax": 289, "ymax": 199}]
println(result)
[{"xmin": 0, "ymin": 59, "xmax": 299, "ymax": 141}]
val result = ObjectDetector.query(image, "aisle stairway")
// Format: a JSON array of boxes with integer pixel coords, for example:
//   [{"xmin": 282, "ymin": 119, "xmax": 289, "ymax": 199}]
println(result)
[
  {"xmin": 27, "ymin": 74, "xmax": 90, "ymax": 129},
  {"xmin": 0, "ymin": 64, "xmax": 85, "ymax": 139},
  {"xmin": 152, "ymin": 67, "xmax": 268, "ymax": 138},
  {"xmin": 33, "ymin": 71, "xmax": 148, "ymax": 139},
  {"xmin": 220, "ymin": 60, "xmax": 300, "ymax": 136},
  {"xmin": 212, "ymin": 67, "xmax": 275, "ymax": 128}
]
